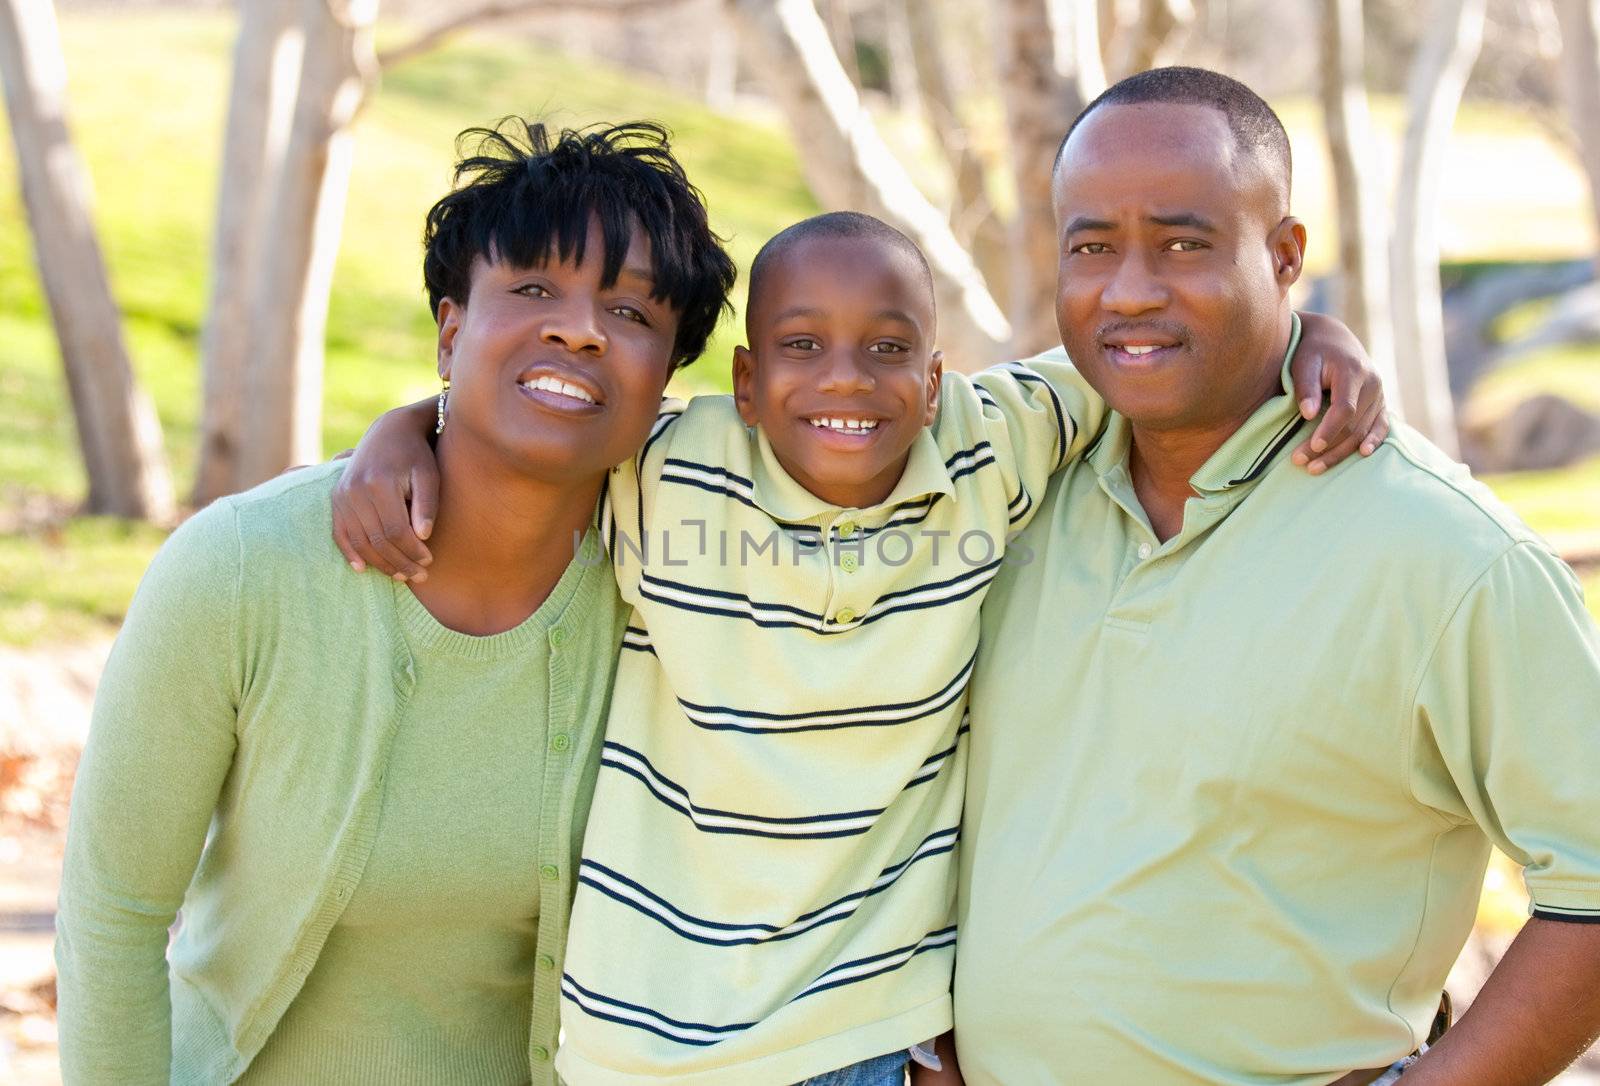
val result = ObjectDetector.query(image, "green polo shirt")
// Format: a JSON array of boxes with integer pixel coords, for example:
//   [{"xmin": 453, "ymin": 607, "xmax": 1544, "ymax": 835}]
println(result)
[{"xmin": 956, "ymin": 330, "xmax": 1600, "ymax": 1083}]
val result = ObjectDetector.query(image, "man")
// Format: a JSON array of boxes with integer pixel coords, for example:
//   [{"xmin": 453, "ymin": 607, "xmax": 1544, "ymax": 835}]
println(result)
[{"xmin": 955, "ymin": 67, "xmax": 1600, "ymax": 1084}]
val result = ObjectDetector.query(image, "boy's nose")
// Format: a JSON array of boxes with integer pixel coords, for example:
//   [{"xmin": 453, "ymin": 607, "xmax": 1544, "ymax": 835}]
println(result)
[
  {"xmin": 541, "ymin": 299, "xmax": 609, "ymax": 355},
  {"xmin": 815, "ymin": 350, "xmax": 876, "ymax": 395}
]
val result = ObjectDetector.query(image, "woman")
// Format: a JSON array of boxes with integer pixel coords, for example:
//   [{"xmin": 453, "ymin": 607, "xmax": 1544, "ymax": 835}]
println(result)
[{"xmin": 54, "ymin": 120, "xmax": 735, "ymax": 1085}]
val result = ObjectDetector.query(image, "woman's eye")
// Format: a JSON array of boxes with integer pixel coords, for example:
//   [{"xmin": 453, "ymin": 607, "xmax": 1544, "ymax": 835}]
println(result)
[
  {"xmin": 611, "ymin": 305, "xmax": 648, "ymax": 325},
  {"xmin": 515, "ymin": 283, "xmax": 551, "ymax": 297}
]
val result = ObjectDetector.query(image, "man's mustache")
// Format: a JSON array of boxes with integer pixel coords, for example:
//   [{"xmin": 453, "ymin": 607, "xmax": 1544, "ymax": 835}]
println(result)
[{"xmin": 1093, "ymin": 319, "xmax": 1191, "ymax": 347}]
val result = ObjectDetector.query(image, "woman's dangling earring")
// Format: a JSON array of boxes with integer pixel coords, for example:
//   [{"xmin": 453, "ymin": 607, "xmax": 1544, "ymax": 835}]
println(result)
[{"xmin": 436, "ymin": 379, "xmax": 450, "ymax": 434}]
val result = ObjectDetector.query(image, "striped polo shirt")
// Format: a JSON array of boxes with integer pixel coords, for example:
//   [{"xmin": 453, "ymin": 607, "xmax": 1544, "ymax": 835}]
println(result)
[{"xmin": 554, "ymin": 357, "xmax": 1105, "ymax": 1085}]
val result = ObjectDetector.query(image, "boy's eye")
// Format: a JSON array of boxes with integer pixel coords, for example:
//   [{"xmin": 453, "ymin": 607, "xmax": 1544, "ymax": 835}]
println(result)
[
  {"xmin": 867, "ymin": 341, "xmax": 908, "ymax": 356},
  {"xmin": 783, "ymin": 337, "xmax": 820, "ymax": 351}
]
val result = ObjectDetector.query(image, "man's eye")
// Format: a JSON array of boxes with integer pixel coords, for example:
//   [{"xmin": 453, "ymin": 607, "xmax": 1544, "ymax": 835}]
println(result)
[
  {"xmin": 1166, "ymin": 239, "xmax": 1206, "ymax": 253},
  {"xmin": 784, "ymin": 338, "xmax": 820, "ymax": 351},
  {"xmin": 1071, "ymin": 243, "xmax": 1110, "ymax": 255},
  {"xmin": 515, "ymin": 283, "xmax": 551, "ymax": 297}
]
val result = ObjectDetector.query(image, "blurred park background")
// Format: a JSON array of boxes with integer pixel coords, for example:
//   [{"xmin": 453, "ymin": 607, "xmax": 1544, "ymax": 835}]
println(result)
[{"xmin": 2, "ymin": 0, "xmax": 1599, "ymax": 1081}]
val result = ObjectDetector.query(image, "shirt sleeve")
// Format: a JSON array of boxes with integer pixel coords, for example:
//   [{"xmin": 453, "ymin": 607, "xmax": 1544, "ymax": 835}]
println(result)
[
  {"xmin": 55, "ymin": 501, "xmax": 244, "ymax": 1084},
  {"xmin": 599, "ymin": 398, "xmax": 686, "ymax": 604},
  {"xmin": 1408, "ymin": 539, "xmax": 1600, "ymax": 920},
  {"xmin": 939, "ymin": 351, "xmax": 1108, "ymax": 533}
]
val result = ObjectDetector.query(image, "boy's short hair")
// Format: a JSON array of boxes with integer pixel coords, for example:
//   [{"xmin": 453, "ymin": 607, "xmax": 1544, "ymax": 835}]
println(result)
[
  {"xmin": 747, "ymin": 211, "xmax": 934, "ymax": 320},
  {"xmin": 423, "ymin": 119, "xmax": 736, "ymax": 368}
]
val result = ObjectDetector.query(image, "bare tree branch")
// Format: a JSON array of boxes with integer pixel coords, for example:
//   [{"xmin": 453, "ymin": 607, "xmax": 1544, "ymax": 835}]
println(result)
[{"xmin": 379, "ymin": 0, "xmax": 676, "ymax": 70}]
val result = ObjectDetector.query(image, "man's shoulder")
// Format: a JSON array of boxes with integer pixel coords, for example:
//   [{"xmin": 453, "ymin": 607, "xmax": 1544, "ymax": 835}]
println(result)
[{"xmin": 1309, "ymin": 420, "xmax": 1548, "ymax": 571}]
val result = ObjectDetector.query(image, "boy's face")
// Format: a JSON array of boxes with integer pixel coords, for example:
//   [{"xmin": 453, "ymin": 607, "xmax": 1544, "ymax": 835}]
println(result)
[
  {"xmin": 435, "ymin": 218, "xmax": 679, "ymax": 483},
  {"xmin": 733, "ymin": 234, "xmax": 941, "ymax": 510}
]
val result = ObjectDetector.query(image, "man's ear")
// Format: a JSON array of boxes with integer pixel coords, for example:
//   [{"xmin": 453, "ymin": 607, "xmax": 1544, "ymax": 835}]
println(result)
[
  {"xmin": 436, "ymin": 296, "xmax": 463, "ymax": 382},
  {"xmin": 732, "ymin": 346, "xmax": 759, "ymax": 426},
  {"xmin": 1270, "ymin": 217, "xmax": 1307, "ymax": 293},
  {"xmin": 923, "ymin": 350, "xmax": 944, "ymax": 427}
]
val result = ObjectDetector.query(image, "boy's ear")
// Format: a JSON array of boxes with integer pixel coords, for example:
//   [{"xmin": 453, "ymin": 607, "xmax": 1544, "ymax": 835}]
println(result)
[
  {"xmin": 732, "ymin": 346, "xmax": 759, "ymax": 426},
  {"xmin": 923, "ymin": 350, "xmax": 944, "ymax": 426},
  {"xmin": 436, "ymin": 297, "xmax": 462, "ymax": 382}
]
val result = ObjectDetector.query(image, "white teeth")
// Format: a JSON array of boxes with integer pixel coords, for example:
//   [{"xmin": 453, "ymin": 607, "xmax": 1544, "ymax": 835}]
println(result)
[
  {"xmin": 1122, "ymin": 345, "xmax": 1161, "ymax": 356},
  {"xmin": 522, "ymin": 374, "xmax": 595, "ymax": 403},
  {"xmin": 809, "ymin": 417, "xmax": 879, "ymax": 433}
]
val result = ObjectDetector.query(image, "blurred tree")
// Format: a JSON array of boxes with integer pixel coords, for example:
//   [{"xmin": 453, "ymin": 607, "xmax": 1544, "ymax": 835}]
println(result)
[
  {"xmin": 728, "ymin": 0, "xmax": 1013, "ymax": 366},
  {"xmin": 1317, "ymin": 0, "xmax": 1398, "ymax": 394},
  {"xmin": 1555, "ymin": 0, "xmax": 1600, "ymax": 265},
  {"xmin": 996, "ymin": 0, "xmax": 1103, "ymax": 353},
  {"xmin": 237, "ymin": 0, "xmax": 379, "ymax": 489},
  {"xmin": 193, "ymin": 0, "xmax": 302, "ymax": 505},
  {"xmin": 0, "ymin": 0, "xmax": 174, "ymax": 522},
  {"xmin": 1391, "ymin": 0, "xmax": 1486, "ymax": 457}
]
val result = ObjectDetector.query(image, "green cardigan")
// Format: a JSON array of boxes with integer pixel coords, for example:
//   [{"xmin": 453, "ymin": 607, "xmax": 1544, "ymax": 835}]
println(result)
[{"xmin": 55, "ymin": 462, "xmax": 626, "ymax": 1085}]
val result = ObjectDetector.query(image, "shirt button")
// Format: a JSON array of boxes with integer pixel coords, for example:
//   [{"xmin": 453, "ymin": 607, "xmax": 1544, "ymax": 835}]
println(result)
[
  {"xmin": 540, "ymin": 864, "xmax": 560, "ymax": 881},
  {"xmin": 537, "ymin": 953, "xmax": 556, "ymax": 971},
  {"xmin": 1137, "ymin": 542, "xmax": 1152, "ymax": 560},
  {"xmin": 838, "ymin": 520, "xmax": 859, "ymax": 538},
  {"xmin": 834, "ymin": 607, "xmax": 857, "ymax": 624},
  {"xmin": 549, "ymin": 733, "xmax": 571, "ymax": 753},
  {"xmin": 531, "ymin": 1044, "xmax": 550, "ymax": 1062},
  {"xmin": 548, "ymin": 626, "xmax": 569, "ymax": 648},
  {"xmin": 840, "ymin": 553, "xmax": 859, "ymax": 573}
]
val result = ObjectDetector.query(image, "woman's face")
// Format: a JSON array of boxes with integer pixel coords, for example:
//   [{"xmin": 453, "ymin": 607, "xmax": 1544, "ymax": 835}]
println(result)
[{"xmin": 434, "ymin": 218, "xmax": 679, "ymax": 483}]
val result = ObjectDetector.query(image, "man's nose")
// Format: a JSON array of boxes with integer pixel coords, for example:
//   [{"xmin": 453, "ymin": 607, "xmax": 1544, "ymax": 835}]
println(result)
[
  {"xmin": 541, "ymin": 297, "xmax": 608, "ymax": 355},
  {"xmin": 1100, "ymin": 252, "xmax": 1169, "ymax": 316},
  {"xmin": 815, "ymin": 349, "xmax": 876, "ymax": 395}
]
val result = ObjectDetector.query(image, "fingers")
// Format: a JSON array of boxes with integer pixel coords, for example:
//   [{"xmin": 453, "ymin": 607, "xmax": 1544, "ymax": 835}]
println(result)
[
  {"xmin": 1292, "ymin": 351, "xmax": 1325, "ymax": 419},
  {"xmin": 331, "ymin": 506, "xmax": 366, "ymax": 572},
  {"xmin": 410, "ymin": 466, "xmax": 439, "ymax": 542},
  {"xmin": 1300, "ymin": 428, "xmax": 1363, "ymax": 474},
  {"xmin": 1360, "ymin": 410, "xmax": 1390, "ymax": 456},
  {"xmin": 351, "ymin": 481, "xmax": 433, "ymax": 582}
]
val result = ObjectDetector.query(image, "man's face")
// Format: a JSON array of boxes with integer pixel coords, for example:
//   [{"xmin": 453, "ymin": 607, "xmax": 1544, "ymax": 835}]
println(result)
[
  {"xmin": 733, "ymin": 234, "xmax": 941, "ymax": 509},
  {"xmin": 1052, "ymin": 102, "xmax": 1303, "ymax": 435},
  {"xmin": 435, "ymin": 217, "xmax": 679, "ymax": 482}
]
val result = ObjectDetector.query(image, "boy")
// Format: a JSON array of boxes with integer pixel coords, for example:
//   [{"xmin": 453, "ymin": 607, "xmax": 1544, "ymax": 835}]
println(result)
[{"xmin": 336, "ymin": 211, "xmax": 1386, "ymax": 1084}]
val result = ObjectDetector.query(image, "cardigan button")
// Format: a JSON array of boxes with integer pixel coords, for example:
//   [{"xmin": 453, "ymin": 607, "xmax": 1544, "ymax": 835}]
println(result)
[
  {"xmin": 540, "ymin": 864, "xmax": 559, "ymax": 881},
  {"xmin": 531, "ymin": 1044, "xmax": 550, "ymax": 1062}
]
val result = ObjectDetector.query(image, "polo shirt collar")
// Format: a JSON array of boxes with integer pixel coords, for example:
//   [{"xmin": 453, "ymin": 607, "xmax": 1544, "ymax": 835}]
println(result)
[
  {"xmin": 1088, "ymin": 312, "xmax": 1307, "ymax": 498},
  {"xmin": 749, "ymin": 424, "xmax": 957, "ymax": 522}
]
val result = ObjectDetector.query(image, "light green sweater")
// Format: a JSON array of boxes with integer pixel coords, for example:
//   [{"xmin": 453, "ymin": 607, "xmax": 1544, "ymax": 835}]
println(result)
[{"xmin": 55, "ymin": 462, "xmax": 626, "ymax": 1085}]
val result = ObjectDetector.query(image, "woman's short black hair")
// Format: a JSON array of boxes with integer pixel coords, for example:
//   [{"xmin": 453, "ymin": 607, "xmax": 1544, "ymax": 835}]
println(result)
[{"xmin": 422, "ymin": 119, "xmax": 736, "ymax": 368}]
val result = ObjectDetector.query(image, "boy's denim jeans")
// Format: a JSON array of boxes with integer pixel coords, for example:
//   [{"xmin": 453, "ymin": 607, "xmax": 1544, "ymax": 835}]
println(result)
[{"xmin": 794, "ymin": 1049, "xmax": 910, "ymax": 1086}]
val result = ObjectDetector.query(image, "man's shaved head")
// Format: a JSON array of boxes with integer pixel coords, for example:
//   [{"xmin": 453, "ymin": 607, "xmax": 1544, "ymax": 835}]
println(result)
[{"xmin": 1056, "ymin": 66, "xmax": 1292, "ymax": 212}]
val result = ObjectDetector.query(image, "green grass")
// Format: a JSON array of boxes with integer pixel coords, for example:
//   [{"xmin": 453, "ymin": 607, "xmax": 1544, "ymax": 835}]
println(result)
[{"xmin": 3, "ymin": 12, "xmax": 1600, "ymax": 643}]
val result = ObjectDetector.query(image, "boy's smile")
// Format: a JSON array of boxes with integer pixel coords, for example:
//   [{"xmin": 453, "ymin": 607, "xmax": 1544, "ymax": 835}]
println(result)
[{"xmin": 734, "ymin": 233, "xmax": 941, "ymax": 510}]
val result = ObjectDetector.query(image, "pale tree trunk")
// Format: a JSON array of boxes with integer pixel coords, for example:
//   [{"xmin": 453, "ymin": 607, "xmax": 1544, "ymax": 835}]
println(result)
[
  {"xmin": 193, "ymin": 0, "xmax": 303, "ymax": 506},
  {"xmin": 883, "ymin": 0, "xmax": 920, "ymax": 116},
  {"xmin": 0, "ymin": 0, "xmax": 174, "ymax": 521},
  {"xmin": 996, "ymin": 0, "xmax": 1098, "ymax": 353},
  {"xmin": 902, "ymin": 0, "xmax": 1006, "ymax": 291},
  {"xmin": 822, "ymin": 0, "xmax": 861, "ymax": 90},
  {"xmin": 1105, "ymin": 0, "xmax": 1192, "ymax": 80},
  {"xmin": 1390, "ymin": 0, "xmax": 1485, "ymax": 457},
  {"xmin": 1554, "ymin": 0, "xmax": 1600, "ymax": 263},
  {"xmin": 1317, "ymin": 0, "xmax": 1398, "ymax": 396},
  {"xmin": 239, "ymin": 0, "xmax": 378, "ymax": 488},
  {"xmin": 1052, "ymin": 0, "xmax": 1107, "ymax": 97},
  {"xmin": 729, "ymin": 0, "xmax": 1012, "ymax": 368}
]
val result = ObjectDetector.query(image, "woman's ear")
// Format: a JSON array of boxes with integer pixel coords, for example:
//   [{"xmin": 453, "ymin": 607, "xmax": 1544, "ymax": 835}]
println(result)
[
  {"xmin": 732, "ymin": 346, "xmax": 759, "ymax": 426},
  {"xmin": 436, "ymin": 297, "xmax": 462, "ymax": 382}
]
